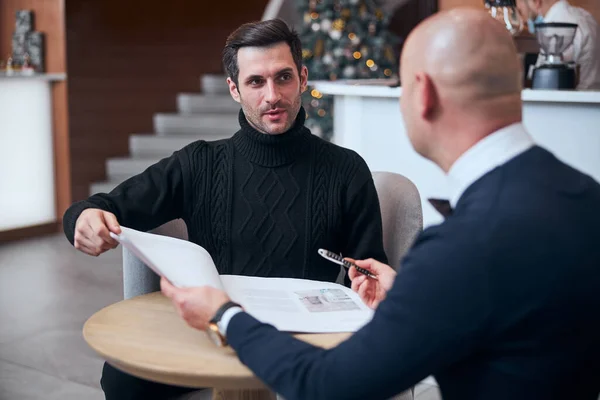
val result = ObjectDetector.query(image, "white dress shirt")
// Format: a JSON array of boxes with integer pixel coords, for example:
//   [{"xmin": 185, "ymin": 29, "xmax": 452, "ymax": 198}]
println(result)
[
  {"xmin": 448, "ymin": 123, "xmax": 535, "ymax": 208},
  {"xmin": 218, "ymin": 306, "xmax": 244, "ymax": 337},
  {"xmin": 538, "ymin": 0, "xmax": 600, "ymax": 90}
]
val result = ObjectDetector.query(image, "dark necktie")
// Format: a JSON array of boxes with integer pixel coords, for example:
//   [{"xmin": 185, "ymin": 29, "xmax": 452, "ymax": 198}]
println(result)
[{"xmin": 428, "ymin": 198, "xmax": 453, "ymax": 218}]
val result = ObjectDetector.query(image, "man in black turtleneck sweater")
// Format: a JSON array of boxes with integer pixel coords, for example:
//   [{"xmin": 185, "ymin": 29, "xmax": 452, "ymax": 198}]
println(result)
[{"xmin": 63, "ymin": 19, "xmax": 387, "ymax": 400}]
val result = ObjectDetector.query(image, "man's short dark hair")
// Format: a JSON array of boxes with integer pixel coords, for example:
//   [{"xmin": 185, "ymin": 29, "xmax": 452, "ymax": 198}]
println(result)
[{"xmin": 223, "ymin": 19, "xmax": 303, "ymax": 87}]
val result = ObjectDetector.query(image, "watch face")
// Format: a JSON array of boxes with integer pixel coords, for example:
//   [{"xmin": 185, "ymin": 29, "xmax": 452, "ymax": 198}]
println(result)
[{"xmin": 207, "ymin": 324, "xmax": 225, "ymax": 347}]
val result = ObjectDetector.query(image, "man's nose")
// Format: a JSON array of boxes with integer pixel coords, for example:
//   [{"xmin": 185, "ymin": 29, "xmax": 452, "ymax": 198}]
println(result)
[{"xmin": 265, "ymin": 81, "xmax": 282, "ymax": 105}]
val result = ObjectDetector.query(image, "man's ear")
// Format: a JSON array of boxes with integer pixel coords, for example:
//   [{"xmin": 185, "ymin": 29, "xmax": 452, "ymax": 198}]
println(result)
[
  {"xmin": 415, "ymin": 72, "xmax": 438, "ymax": 120},
  {"xmin": 227, "ymin": 77, "xmax": 241, "ymax": 103},
  {"xmin": 300, "ymin": 66, "xmax": 309, "ymax": 94}
]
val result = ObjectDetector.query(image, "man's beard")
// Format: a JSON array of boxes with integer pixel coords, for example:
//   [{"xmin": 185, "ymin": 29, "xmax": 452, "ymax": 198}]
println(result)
[{"xmin": 241, "ymin": 92, "xmax": 302, "ymax": 135}]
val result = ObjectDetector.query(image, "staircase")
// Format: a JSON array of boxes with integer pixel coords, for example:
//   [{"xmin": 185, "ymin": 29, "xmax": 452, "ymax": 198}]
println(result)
[{"xmin": 89, "ymin": 74, "xmax": 240, "ymax": 195}]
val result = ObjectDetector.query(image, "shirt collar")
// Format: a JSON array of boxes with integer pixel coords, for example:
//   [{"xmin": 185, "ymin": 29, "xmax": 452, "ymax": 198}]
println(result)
[{"xmin": 447, "ymin": 122, "xmax": 535, "ymax": 207}]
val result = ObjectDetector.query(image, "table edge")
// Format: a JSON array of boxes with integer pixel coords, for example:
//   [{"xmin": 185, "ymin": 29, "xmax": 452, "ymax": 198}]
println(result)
[{"xmin": 82, "ymin": 293, "xmax": 351, "ymax": 389}]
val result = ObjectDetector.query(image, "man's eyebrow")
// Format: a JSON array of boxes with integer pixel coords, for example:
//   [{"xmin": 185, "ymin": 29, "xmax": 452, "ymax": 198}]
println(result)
[
  {"xmin": 275, "ymin": 67, "xmax": 294, "ymax": 75},
  {"xmin": 245, "ymin": 74, "xmax": 264, "ymax": 83},
  {"xmin": 244, "ymin": 68, "xmax": 295, "ymax": 83}
]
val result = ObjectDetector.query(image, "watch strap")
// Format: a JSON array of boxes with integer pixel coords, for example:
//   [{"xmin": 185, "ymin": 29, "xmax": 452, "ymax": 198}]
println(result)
[{"xmin": 210, "ymin": 301, "xmax": 242, "ymax": 324}]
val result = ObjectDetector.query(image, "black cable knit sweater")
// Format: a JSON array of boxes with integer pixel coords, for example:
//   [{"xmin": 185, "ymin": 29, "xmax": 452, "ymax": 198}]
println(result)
[{"xmin": 63, "ymin": 107, "xmax": 387, "ymax": 282}]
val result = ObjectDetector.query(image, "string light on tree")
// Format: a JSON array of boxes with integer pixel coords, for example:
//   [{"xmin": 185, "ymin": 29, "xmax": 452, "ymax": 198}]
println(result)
[{"xmin": 297, "ymin": 0, "xmax": 400, "ymax": 141}]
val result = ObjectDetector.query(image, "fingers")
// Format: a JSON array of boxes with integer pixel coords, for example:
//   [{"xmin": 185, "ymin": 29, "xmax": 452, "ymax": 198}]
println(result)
[
  {"xmin": 348, "ymin": 264, "xmax": 359, "ymax": 280},
  {"xmin": 345, "ymin": 258, "xmax": 361, "ymax": 281},
  {"xmin": 162, "ymin": 280, "xmax": 198, "ymax": 309},
  {"xmin": 355, "ymin": 258, "xmax": 392, "ymax": 275},
  {"xmin": 73, "ymin": 210, "xmax": 120, "ymax": 256},
  {"xmin": 354, "ymin": 258, "xmax": 377, "ymax": 272},
  {"xmin": 161, "ymin": 278, "xmax": 188, "ymax": 319},
  {"xmin": 352, "ymin": 274, "xmax": 376, "ymax": 307},
  {"xmin": 103, "ymin": 212, "xmax": 122, "ymax": 235},
  {"xmin": 160, "ymin": 277, "xmax": 175, "ymax": 297},
  {"xmin": 358, "ymin": 281, "xmax": 371, "ymax": 302},
  {"xmin": 74, "ymin": 232, "xmax": 108, "ymax": 256},
  {"xmin": 77, "ymin": 243, "xmax": 101, "ymax": 257},
  {"xmin": 93, "ymin": 213, "xmax": 119, "ymax": 247},
  {"xmin": 162, "ymin": 284, "xmax": 223, "ymax": 331},
  {"xmin": 346, "ymin": 258, "xmax": 357, "ymax": 280},
  {"xmin": 74, "ymin": 220, "xmax": 97, "ymax": 255},
  {"xmin": 351, "ymin": 274, "xmax": 367, "ymax": 292}
]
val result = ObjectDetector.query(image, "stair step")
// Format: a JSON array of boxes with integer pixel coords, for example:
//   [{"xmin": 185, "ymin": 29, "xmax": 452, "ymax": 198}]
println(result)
[
  {"xmin": 106, "ymin": 157, "xmax": 162, "ymax": 181},
  {"xmin": 88, "ymin": 74, "xmax": 233, "ymax": 195},
  {"xmin": 201, "ymin": 74, "xmax": 229, "ymax": 94},
  {"xmin": 177, "ymin": 93, "xmax": 240, "ymax": 114},
  {"xmin": 153, "ymin": 113, "xmax": 239, "ymax": 135},
  {"xmin": 90, "ymin": 180, "xmax": 121, "ymax": 195},
  {"xmin": 129, "ymin": 134, "xmax": 230, "ymax": 158}
]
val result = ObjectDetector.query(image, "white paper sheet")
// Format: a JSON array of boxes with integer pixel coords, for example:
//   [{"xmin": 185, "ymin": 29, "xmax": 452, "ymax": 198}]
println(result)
[
  {"xmin": 222, "ymin": 275, "xmax": 374, "ymax": 333},
  {"xmin": 111, "ymin": 227, "xmax": 223, "ymax": 290},
  {"xmin": 112, "ymin": 227, "xmax": 373, "ymax": 333}
]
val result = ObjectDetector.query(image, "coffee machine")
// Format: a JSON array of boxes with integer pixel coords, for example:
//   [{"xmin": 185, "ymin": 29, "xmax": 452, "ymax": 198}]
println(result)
[{"xmin": 532, "ymin": 22, "xmax": 579, "ymax": 89}]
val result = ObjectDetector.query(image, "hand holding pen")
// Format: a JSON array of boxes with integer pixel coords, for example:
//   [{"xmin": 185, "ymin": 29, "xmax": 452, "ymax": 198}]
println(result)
[
  {"xmin": 349, "ymin": 258, "xmax": 397, "ymax": 310},
  {"xmin": 318, "ymin": 250, "xmax": 397, "ymax": 309},
  {"xmin": 318, "ymin": 249, "xmax": 379, "ymax": 280}
]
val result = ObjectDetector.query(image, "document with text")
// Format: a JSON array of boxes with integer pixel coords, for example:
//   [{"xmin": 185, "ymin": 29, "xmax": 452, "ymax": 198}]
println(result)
[{"xmin": 111, "ymin": 227, "xmax": 374, "ymax": 333}]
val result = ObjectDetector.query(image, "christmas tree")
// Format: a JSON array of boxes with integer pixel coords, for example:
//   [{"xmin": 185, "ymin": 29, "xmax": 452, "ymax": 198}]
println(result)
[{"xmin": 297, "ymin": 0, "xmax": 400, "ymax": 141}]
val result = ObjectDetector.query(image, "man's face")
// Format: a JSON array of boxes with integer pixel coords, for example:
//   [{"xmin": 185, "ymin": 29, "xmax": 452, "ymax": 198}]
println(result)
[{"xmin": 227, "ymin": 42, "xmax": 308, "ymax": 135}]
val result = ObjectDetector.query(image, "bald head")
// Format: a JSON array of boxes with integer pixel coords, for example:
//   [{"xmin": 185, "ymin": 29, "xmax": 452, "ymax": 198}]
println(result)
[
  {"xmin": 399, "ymin": 8, "xmax": 523, "ymax": 172},
  {"xmin": 402, "ymin": 8, "xmax": 522, "ymax": 105}
]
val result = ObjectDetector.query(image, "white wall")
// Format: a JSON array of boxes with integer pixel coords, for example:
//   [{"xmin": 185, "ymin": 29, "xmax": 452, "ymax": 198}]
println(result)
[{"xmin": 0, "ymin": 79, "xmax": 56, "ymax": 231}]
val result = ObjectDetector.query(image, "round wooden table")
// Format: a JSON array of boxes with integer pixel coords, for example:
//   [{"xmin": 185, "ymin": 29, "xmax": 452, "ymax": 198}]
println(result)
[{"xmin": 83, "ymin": 292, "xmax": 351, "ymax": 400}]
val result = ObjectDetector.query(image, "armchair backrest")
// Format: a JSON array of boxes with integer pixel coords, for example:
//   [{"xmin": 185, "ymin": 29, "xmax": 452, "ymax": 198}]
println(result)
[
  {"xmin": 372, "ymin": 171, "xmax": 423, "ymax": 270},
  {"xmin": 122, "ymin": 219, "xmax": 188, "ymax": 299}
]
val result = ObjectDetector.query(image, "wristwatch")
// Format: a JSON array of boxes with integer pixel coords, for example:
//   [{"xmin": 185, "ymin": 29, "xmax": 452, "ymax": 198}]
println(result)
[{"xmin": 207, "ymin": 301, "xmax": 242, "ymax": 347}]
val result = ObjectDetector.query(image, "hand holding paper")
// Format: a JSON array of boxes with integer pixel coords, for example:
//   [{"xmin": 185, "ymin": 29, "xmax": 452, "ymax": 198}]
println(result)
[
  {"xmin": 111, "ymin": 226, "xmax": 374, "ymax": 333},
  {"xmin": 109, "ymin": 227, "xmax": 223, "ymax": 289},
  {"xmin": 74, "ymin": 209, "xmax": 121, "ymax": 256},
  {"xmin": 160, "ymin": 277, "xmax": 231, "ymax": 331}
]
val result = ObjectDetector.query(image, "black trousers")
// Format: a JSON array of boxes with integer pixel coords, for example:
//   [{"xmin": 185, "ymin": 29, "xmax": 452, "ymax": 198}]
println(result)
[{"xmin": 101, "ymin": 362, "xmax": 198, "ymax": 400}]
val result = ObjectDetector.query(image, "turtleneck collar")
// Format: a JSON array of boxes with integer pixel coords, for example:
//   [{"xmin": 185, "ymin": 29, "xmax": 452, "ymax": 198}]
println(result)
[{"xmin": 232, "ymin": 106, "xmax": 312, "ymax": 167}]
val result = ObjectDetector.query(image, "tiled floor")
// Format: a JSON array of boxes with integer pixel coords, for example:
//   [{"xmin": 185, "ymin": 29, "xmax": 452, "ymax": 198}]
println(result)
[{"xmin": 0, "ymin": 233, "xmax": 123, "ymax": 400}]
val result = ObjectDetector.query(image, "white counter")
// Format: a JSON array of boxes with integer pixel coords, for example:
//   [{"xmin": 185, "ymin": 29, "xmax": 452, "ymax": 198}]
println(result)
[
  {"xmin": 313, "ymin": 80, "xmax": 600, "ymax": 103},
  {"xmin": 313, "ymin": 80, "xmax": 600, "ymax": 228},
  {"xmin": 0, "ymin": 72, "xmax": 66, "ymax": 82},
  {"xmin": 0, "ymin": 74, "xmax": 66, "ymax": 231}
]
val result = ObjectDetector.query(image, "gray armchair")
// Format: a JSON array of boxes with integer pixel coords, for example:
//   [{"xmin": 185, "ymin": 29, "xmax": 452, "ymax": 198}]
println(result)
[
  {"xmin": 372, "ymin": 171, "xmax": 422, "ymax": 270},
  {"xmin": 120, "ymin": 171, "xmax": 424, "ymax": 400},
  {"xmin": 122, "ymin": 218, "xmax": 187, "ymax": 299}
]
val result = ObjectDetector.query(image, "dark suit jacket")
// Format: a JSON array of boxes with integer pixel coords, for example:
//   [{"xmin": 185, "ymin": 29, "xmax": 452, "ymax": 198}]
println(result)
[{"xmin": 227, "ymin": 146, "xmax": 600, "ymax": 400}]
